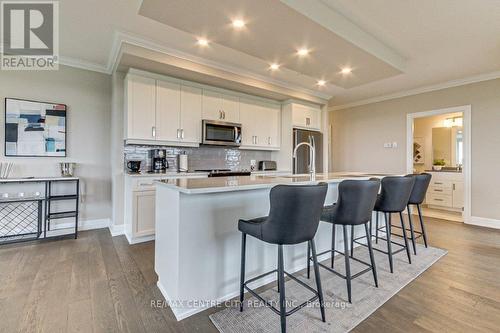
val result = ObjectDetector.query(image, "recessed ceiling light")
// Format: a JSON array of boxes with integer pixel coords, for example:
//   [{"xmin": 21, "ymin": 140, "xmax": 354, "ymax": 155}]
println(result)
[
  {"xmin": 317, "ymin": 80, "xmax": 326, "ymax": 86},
  {"xmin": 232, "ymin": 19, "xmax": 245, "ymax": 28},
  {"xmin": 197, "ymin": 38, "xmax": 209, "ymax": 46},
  {"xmin": 269, "ymin": 63, "xmax": 280, "ymax": 70},
  {"xmin": 297, "ymin": 48, "xmax": 309, "ymax": 56},
  {"xmin": 341, "ymin": 67, "xmax": 352, "ymax": 75}
]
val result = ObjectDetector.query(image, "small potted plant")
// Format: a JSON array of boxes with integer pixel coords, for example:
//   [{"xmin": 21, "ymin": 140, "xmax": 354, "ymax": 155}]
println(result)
[{"xmin": 433, "ymin": 159, "xmax": 446, "ymax": 171}]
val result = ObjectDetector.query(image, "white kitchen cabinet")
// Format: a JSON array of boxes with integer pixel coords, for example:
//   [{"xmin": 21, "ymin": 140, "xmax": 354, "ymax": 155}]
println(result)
[
  {"xmin": 156, "ymin": 80, "xmax": 181, "ymax": 142},
  {"xmin": 125, "ymin": 75, "xmax": 156, "ymax": 140},
  {"xmin": 202, "ymin": 89, "xmax": 240, "ymax": 122},
  {"xmin": 452, "ymin": 181, "xmax": 464, "ymax": 209},
  {"xmin": 124, "ymin": 173, "xmax": 209, "ymax": 244},
  {"xmin": 291, "ymin": 103, "xmax": 321, "ymax": 130},
  {"xmin": 133, "ymin": 190, "xmax": 156, "ymax": 238},
  {"xmin": 239, "ymin": 98, "xmax": 280, "ymax": 150},
  {"xmin": 180, "ymin": 85, "xmax": 202, "ymax": 143},
  {"xmin": 125, "ymin": 73, "xmax": 202, "ymax": 146},
  {"xmin": 426, "ymin": 172, "xmax": 464, "ymax": 212}
]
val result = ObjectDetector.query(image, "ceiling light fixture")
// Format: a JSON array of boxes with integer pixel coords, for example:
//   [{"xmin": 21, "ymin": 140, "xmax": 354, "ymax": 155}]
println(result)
[
  {"xmin": 269, "ymin": 63, "xmax": 280, "ymax": 70},
  {"xmin": 232, "ymin": 19, "xmax": 245, "ymax": 28},
  {"xmin": 341, "ymin": 67, "xmax": 352, "ymax": 75},
  {"xmin": 297, "ymin": 48, "xmax": 309, "ymax": 56},
  {"xmin": 197, "ymin": 38, "xmax": 209, "ymax": 46},
  {"xmin": 317, "ymin": 80, "xmax": 326, "ymax": 86}
]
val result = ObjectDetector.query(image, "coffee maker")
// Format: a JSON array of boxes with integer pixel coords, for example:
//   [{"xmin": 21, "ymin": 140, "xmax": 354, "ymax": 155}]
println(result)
[{"xmin": 149, "ymin": 149, "xmax": 168, "ymax": 173}]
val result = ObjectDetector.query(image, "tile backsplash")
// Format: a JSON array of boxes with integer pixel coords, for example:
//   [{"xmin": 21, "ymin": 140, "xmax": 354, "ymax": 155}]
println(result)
[{"xmin": 124, "ymin": 145, "xmax": 272, "ymax": 172}]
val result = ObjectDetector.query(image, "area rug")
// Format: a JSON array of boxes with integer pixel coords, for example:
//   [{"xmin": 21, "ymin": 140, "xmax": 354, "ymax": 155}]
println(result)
[{"xmin": 209, "ymin": 241, "xmax": 447, "ymax": 333}]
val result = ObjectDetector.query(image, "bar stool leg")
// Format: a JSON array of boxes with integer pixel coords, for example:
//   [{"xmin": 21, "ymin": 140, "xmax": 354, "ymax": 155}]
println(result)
[
  {"xmin": 350, "ymin": 225, "xmax": 354, "ymax": 258},
  {"xmin": 343, "ymin": 225, "xmax": 352, "ymax": 303},
  {"xmin": 364, "ymin": 222, "xmax": 378, "ymax": 287},
  {"xmin": 310, "ymin": 240, "xmax": 326, "ymax": 322},
  {"xmin": 239, "ymin": 233, "xmax": 247, "ymax": 312},
  {"xmin": 277, "ymin": 245, "xmax": 286, "ymax": 333},
  {"xmin": 407, "ymin": 205, "xmax": 417, "ymax": 255},
  {"xmin": 385, "ymin": 213, "xmax": 394, "ymax": 273},
  {"xmin": 417, "ymin": 204, "xmax": 428, "ymax": 248},
  {"xmin": 375, "ymin": 212, "xmax": 379, "ymax": 244},
  {"xmin": 306, "ymin": 242, "xmax": 311, "ymax": 279},
  {"xmin": 399, "ymin": 212, "xmax": 412, "ymax": 264},
  {"xmin": 331, "ymin": 224, "xmax": 336, "ymax": 268}
]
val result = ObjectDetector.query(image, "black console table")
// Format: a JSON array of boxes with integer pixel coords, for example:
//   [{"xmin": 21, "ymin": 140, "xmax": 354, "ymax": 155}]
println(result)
[{"xmin": 0, "ymin": 177, "xmax": 79, "ymax": 245}]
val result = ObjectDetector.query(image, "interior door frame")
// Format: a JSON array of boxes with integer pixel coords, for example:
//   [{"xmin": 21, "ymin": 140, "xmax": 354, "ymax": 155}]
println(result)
[{"xmin": 406, "ymin": 105, "xmax": 471, "ymax": 223}]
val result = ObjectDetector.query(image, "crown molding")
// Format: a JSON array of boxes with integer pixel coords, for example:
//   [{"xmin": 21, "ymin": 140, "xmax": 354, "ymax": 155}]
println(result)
[
  {"xmin": 58, "ymin": 56, "xmax": 109, "ymax": 74},
  {"xmin": 281, "ymin": 0, "xmax": 406, "ymax": 71},
  {"xmin": 330, "ymin": 70, "xmax": 500, "ymax": 111},
  {"xmin": 108, "ymin": 31, "xmax": 332, "ymax": 101}
]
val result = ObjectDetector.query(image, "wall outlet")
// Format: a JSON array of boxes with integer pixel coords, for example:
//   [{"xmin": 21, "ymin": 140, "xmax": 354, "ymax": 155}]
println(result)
[
  {"xmin": 384, "ymin": 142, "xmax": 392, "ymax": 148},
  {"xmin": 392, "ymin": 142, "xmax": 398, "ymax": 148}
]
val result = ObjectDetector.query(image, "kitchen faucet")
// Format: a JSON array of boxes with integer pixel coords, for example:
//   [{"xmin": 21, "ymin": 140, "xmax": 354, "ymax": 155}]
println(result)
[{"xmin": 293, "ymin": 141, "xmax": 316, "ymax": 181}]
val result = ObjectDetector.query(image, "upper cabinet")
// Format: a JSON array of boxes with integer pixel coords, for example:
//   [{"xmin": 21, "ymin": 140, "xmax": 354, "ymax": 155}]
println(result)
[
  {"xmin": 291, "ymin": 103, "xmax": 321, "ymax": 131},
  {"xmin": 202, "ymin": 89, "xmax": 240, "ymax": 122},
  {"xmin": 180, "ymin": 85, "xmax": 202, "ymax": 143},
  {"xmin": 124, "ymin": 70, "xmax": 281, "ymax": 150},
  {"xmin": 125, "ymin": 74, "xmax": 201, "ymax": 146},
  {"xmin": 125, "ymin": 75, "xmax": 156, "ymax": 141},
  {"xmin": 240, "ymin": 98, "xmax": 280, "ymax": 150}
]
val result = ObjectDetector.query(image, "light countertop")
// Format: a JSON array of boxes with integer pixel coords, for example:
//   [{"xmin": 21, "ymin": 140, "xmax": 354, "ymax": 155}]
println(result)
[{"xmin": 156, "ymin": 172, "xmax": 391, "ymax": 194}]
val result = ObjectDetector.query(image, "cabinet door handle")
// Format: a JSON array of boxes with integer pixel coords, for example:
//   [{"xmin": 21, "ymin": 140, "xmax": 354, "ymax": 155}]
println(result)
[
  {"xmin": 306, "ymin": 117, "xmax": 311, "ymax": 126},
  {"xmin": 453, "ymin": 183, "xmax": 456, "ymax": 191},
  {"xmin": 176, "ymin": 129, "xmax": 180, "ymax": 139},
  {"xmin": 181, "ymin": 129, "xmax": 185, "ymax": 139},
  {"xmin": 434, "ymin": 198, "xmax": 444, "ymax": 202},
  {"xmin": 152, "ymin": 126, "xmax": 156, "ymax": 138},
  {"xmin": 219, "ymin": 110, "xmax": 222, "ymax": 119},
  {"xmin": 434, "ymin": 189, "xmax": 443, "ymax": 192},
  {"xmin": 434, "ymin": 182, "xmax": 443, "ymax": 185},
  {"xmin": 268, "ymin": 137, "xmax": 271, "ymax": 145},
  {"xmin": 223, "ymin": 110, "xmax": 226, "ymax": 119}
]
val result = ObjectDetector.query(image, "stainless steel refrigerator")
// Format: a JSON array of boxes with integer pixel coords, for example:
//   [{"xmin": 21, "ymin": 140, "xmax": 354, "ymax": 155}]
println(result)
[{"xmin": 293, "ymin": 129, "xmax": 323, "ymax": 174}]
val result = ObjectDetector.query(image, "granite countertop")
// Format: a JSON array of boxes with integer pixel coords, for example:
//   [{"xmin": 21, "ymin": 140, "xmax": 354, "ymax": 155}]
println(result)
[
  {"xmin": 156, "ymin": 172, "xmax": 392, "ymax": 194},
  {"xmin": 425, "ymin": 169, "xmax": 462, "ymax": 173}
]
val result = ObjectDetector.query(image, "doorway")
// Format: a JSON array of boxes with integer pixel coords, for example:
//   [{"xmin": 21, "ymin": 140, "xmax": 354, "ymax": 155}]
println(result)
[{"xmin": 406, "ymin": 105, "xmax": 471, "ymax": 223}]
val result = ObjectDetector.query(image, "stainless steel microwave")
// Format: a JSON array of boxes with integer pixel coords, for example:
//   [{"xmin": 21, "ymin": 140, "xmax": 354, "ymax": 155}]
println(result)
[{"xmin": 202, "ymin": 120, "xmax": 242, "ymax": 146}]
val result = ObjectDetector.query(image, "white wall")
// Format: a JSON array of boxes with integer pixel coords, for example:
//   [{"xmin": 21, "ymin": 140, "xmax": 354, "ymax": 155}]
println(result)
[
  {"xmin": 329, "ymin": 78, "xmax": 500, "ymax": 221},
  {"xmin": 0, "ymin": 65, "xmax": 112, "ymax": 222}
]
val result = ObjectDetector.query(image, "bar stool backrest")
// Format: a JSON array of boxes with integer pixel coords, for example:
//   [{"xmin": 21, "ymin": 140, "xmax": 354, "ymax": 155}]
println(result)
[
  {"xmin": 264, "ymin": 183, "xmax": 328, "ymax": 245},
  {"xmin": 376, "ymin": 176, "xmax": 415, "ymax": 212},
  {"xmin": 406, "ymin": 173, "xmax": 432, "ymax": 205},
  {"xmin": 331, "ymin": 179, "xmax": 381, "ymax": 225}
]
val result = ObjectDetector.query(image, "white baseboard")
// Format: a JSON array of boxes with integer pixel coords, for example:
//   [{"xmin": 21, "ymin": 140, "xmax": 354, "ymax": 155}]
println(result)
[
  {"xmin": 109, "ymin": 224, "xmax": 125, "ymax": 236},
  {"xmin": 467, "ymin": 216, "xmax": 500, "ymax": 229},
  {"xmin": 124, "ymin": 232, "xmax": 155, "ymax": 244},
  {"xmin": 52, "ymin": 218, "xmax": 110, "ymax": 231}
]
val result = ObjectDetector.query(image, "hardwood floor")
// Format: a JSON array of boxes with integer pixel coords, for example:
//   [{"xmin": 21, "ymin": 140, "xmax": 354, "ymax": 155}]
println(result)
[{"xmin": 0, "ymin": 217, "xmax": 499, "ymax": 333}]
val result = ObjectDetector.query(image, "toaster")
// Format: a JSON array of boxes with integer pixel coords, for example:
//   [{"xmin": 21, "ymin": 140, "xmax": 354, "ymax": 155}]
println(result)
[{"xmin": 258, "ymin": 160, "xmax": 277, "ymax": 171}]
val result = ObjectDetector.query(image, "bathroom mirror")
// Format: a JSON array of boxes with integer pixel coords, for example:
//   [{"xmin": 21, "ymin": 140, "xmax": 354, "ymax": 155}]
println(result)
[{"xmin": 432, "ymin": 126, "xmax": 463, "ymax": 167}]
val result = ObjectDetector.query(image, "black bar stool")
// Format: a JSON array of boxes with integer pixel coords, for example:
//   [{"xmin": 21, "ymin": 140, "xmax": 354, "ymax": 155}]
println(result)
[
  {"xmin": 404, "ymin": 173, "xmax": 432, "ymax": 254},
  {"xmin": 362, "ymin": 176, "xmax": 415, "ymax": 273},
  {"xmin": 239, "ymin": 183, "xmax": 328, "ymax": 333},
  {"xmin": 307, "ymin": 179, "xmax": 380, "ymax": 303}
]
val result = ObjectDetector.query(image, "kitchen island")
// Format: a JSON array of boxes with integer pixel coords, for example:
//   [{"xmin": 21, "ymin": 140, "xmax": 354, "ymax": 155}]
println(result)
[{"xmin": 154, "ymin": 173, "xmax": 388, "ymax": 320}]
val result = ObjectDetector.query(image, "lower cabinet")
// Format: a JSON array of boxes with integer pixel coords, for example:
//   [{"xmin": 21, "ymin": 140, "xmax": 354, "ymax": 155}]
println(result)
[
  {"xmin": 132, "ymin": 190, "xmax": 155, "ymax": 238},
  {"xmin": 124, "ymin": 174, "xmax": 208, "ymax": 244},
  {"xmin": 426, "ymin": 172, "xmax": 464, "ymax": 212}
]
